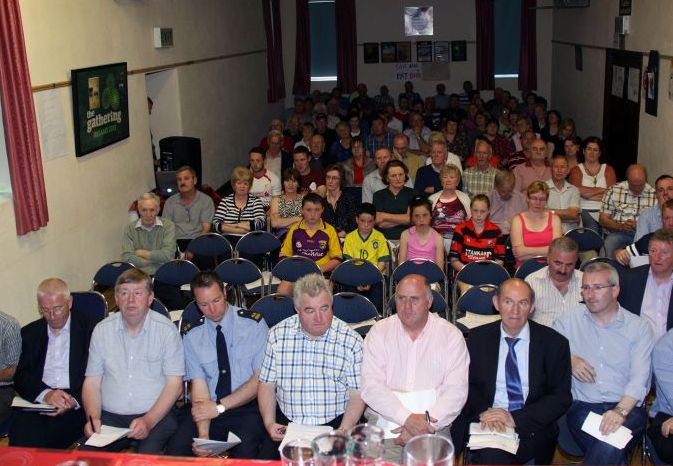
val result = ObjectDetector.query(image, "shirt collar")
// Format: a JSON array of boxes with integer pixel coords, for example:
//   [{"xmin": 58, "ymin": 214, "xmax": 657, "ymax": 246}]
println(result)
[
  {"xmin": 500, "ymin": 321, "xmax": 530, "ymax": 342},
  {"xmin": 582, "ymin": 304, "xmax": 625, "ymax": 327},
  {"xmin": 135, "ymin": 217, "xmax": 163, "ymax": 230},
  {"xmin": 47, "ymin": 313, "xmax": 72, "ymax": 338}
]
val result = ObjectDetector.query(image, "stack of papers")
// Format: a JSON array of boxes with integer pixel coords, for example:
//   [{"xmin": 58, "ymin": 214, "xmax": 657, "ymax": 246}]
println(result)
[
  {"xmin": 279, "ymin": 423, "xmax": 333, "ymax": 451},
  {"xmin": 11, "ymin": 396, "xmax": 56, "ymax": 412},
  {"xmin": 457, "ymin": 312, "xmax": 501, "ymax": 330},
  {"xmin": 193, "ymin": 433, "xmax": 241, "ymax": 455},
  {"xmin": 85, "ymin": 425, "xmax": 131, "ymax": 447},
  {"xmin": 581, "ymin": 411, "xmax": 633, "ymax": 449},
  {"xmin": 467, "ymin": 423, "xmax": 520, "ymax": 455}
]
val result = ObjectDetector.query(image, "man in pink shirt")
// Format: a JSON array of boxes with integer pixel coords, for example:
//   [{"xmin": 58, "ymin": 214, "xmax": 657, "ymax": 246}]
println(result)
[{"xmin": 361, "ymin": 274, "xmax": 469, "ymax": 462}]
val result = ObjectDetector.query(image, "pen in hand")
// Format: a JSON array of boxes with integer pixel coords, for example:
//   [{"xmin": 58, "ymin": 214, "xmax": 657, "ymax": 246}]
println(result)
[
  {"xmin": 425, "ymin": 410, "xmax": 431, "ymax": 424},
  {"xmin": 89, "ymin": 415, "xmax": 96, "ymax": 435}
]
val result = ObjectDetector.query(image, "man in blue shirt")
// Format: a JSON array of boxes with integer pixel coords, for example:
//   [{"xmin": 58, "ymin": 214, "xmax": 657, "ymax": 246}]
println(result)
[
  {"xmin": 553, "ymin": 261, "xmax": 654, "ymax": 465},
  {"xmin": 166, "ymin": 272, "xmax": 270, "ymax": 458},
  {"xmin": 648, "ymin": 328, "xmax": 673, "ymax": 463}
]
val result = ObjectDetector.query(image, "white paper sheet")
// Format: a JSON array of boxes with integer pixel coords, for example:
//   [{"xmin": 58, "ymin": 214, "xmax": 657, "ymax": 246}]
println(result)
[
  {"xmin": 35, "ymin": 89, "xmax": 69, "ymax": 161},
  {"xmin": 373, "ymin": 388, "xmax": 437, "ymax": 439},
  {"xmin": 467, "ymin": 423, "xmax": 520, "ymax": 455},
  {"xmin": 279, "ymin": 423, "xmax": 332, "ymax": 451},
  {"xmin": 193, "ymin": 432, "xmax": 241, "ymax": 455},
  {"xmin": 581, "ymin": 411, "xmax": 633, "ymax": 449},
  {"xmin": 11, "ymin": 396, "xmax": 56, "ymax": 412},
  {"xmin": 457, "ymin": 312, "xmax": 501, "ymax": 330},
  {"xmin": 85, "ymin": 425, "xmax": 131, "ymax": 447}
]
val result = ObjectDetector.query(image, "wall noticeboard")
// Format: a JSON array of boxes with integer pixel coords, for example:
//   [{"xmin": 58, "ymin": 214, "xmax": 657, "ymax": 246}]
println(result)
[{"xmin": 71, "ymin": 62, "xmax": 129, "ymax": 157}]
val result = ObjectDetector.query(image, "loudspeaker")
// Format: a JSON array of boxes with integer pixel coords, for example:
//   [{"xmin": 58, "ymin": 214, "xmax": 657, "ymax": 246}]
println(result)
[{"xmin": 159, "ymin": 136, "xmax": 202, "ymax": 184}]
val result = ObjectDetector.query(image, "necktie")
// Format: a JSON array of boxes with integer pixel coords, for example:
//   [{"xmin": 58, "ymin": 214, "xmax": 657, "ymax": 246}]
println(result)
[
  {"xmin": 215, "ymin": 325, "xmax": 232, "ymax": 399},
  {"xmin": 505, "ymin": 337, "xmax": 524, "ymax": 411}
]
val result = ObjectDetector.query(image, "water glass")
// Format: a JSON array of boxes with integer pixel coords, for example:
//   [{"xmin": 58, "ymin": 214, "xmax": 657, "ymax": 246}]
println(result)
[
  {"xmin": 281, "ymin": 439, "xmax": 315, "ymax": 466},
  {"xmin": 347, "ymin": 423, "xmax": 385, "ymax": 466},
  {"xmin": 311, "ymin": 432, "xmax": 351, "ymax": 466},
  {"xmin": 403, "ymin": 433, "xmax": 454, "ymax": 466}
]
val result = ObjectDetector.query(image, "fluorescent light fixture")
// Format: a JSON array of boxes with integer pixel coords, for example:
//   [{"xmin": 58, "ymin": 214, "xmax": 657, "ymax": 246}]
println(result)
[
  {"xmin": 311, "ymin": 76, "xmax": 337, "ymax": 82},
  {"xmin": 495, "ymin": 74, "xmax": 519, "ymax": 78}
]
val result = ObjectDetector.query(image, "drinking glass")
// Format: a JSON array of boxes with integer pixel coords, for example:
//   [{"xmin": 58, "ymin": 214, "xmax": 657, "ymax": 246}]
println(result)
[
  {"xmin": 403, "ymin": 433, "xmax": 454, "ymax": 466},
  {"xmin": 281, "ymin": 439, "xmax": 315, "ymax": 466},
  {"xmin": 347, "ymin": 423, "xmax": 385, "ymax": 466},
  {"xmin": 311, "ymin": 432, "xmax": 351, "ymax": 466}
]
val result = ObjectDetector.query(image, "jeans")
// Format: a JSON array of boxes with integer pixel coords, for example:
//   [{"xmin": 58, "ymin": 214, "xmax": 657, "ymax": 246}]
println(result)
[{"xmin": 603, "ymin": 231, "xmax": 635, "ymax": 258}]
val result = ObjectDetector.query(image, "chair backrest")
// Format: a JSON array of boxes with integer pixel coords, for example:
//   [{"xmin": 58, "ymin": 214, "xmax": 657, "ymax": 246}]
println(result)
[
  {"xmin": 186, "ymin": 233, "xmax": 233, "ymax": 266},
  {"xmin": 331, "ymin": 259, "xmax": 384, "ymax": 288},
  {"xmin": 71, "ymin": 291, "xmax": 108, "ymax": 323},
  {"xmin": 387, "ymin": 289, "xmax": 449, "ymax": 318},
  {"xmin": 92, "ymin": 261, "xmax": 135, "ymax": 289},
  {"xmin": 250, "ymin": 293, "xmax": 296, "ymax": 327},
  {"xmin": 215, "ymin": 258, "xmax": 264, "ymax": 307},
  {"xmin": 153, "ymin": 259, "xmax": 200, "ymax": 286},
  {"xmin": 455, "ymin": 260, "xmax": 510, "ymax": 287},
  {"xmin": 392, "ymin": 258, "xmax": 447, "ymax": 286},
  {"xmin": 579, "ymin": 256, "xmax": 627, "ymax": 287},
  {"xmin": 235, "ymin": 231, "xmax": 281, "ymax": 258},
  {"xmin": 150, "ymin": 298, "xmax": 170, "ymax": 319},
  {"xmin": 272, "ymin": 256, "xmax": 321, "ymax": 282},
  {"xmin": 455, "ymin": 284, "xmax": 498, "ymax": 316},
  {"xmin": 514, "ymin": 256, "xmax": 548, "ymax": 279},
  {"xmin": 564, "ymin": 227, "xmax": 605, "ymax": 255},
  {"xmin": 332, "ymin": 292, "xmax": 379, "ymax": 323}
]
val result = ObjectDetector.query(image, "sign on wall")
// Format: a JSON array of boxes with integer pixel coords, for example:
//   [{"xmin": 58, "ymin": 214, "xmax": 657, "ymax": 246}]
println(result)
[
  {"xmin": 394, "ymin": 63, "xmax": 422, "ymax": 82},
  {"xmin": 71, "ymin": 62, "xmax": 129, "ymax": 157}
]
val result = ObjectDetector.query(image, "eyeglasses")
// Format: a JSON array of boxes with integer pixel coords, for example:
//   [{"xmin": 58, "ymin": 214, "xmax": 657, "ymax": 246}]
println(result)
[
  {"xmin": 40, "ymin": 305, "xmax": 66, "ymax": 316},
  {"xmin": 580, "ymin": 284, "xmax": 615, "ymax": 292}
]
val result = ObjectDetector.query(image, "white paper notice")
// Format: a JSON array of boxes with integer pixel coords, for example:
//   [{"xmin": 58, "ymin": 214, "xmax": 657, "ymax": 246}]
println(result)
[
  {"xmin": 628, "ymin": 67, "xmax": 641, "ymax": 103},
  {"xmin": 581, "ymin": 411, "xmax": 633, "ymax": 449},
  {"xmin": 85, "ymin": 425, "xmax": 131, "ymax": 447},
  {"xmin": 279, "ymin": 423, "xmax": 332, "ymax": 451},
  {"xmin": 193, "ymin": 432, "xmax": 241, "ymax": 455},
  {"xmin": 35, "ymin": 89, "xmax": 69, "ymax": 161},
  {"xmin": 612, "ymin": 65, "xmax": 625, "ymax": 98}
]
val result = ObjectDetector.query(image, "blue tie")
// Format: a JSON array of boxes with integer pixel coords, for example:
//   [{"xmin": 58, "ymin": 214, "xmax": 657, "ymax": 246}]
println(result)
[
  {"xmin": 505, "ymin": 337, "xmax": 524, "ymax": 411},
  {"xmin": 215, "ymin": 325, "xmax": 231, "ymax": 399}
]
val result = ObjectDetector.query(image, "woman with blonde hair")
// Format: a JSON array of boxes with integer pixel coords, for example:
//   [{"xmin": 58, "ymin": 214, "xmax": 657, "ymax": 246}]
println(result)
[{"xmin": 212, "ymin": 166, "xmax": 266, "ymax": 236}]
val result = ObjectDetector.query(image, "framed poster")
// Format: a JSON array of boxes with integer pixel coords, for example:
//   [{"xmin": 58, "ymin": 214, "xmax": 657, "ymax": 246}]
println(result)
[
  {"xmin": 451, "ymin": 41, "xmax": 467, "ymax": 62},
  {"xmin": 381, "ymin": 42, "xmax": 397, "ymax": 63},
  {"xmin": 404, "ymin": 6, "xmax": 434, "ymax": 36},
  {"xmin": 416, "ymin": 41, "xmax": 433, "ymax": 63},
  {"xmin": 396, "ymin": 41, "xmax": 412, "ymax": 63},
  {"xmin": 71, "ymin": 62, "xmax": 129, "ymax": 157},
  {"xmin": 434, "ymin": 41, "xmax": 450, "ymax": 63},
  {"xmin": 363, "ymin": 43, "xmax": 380, "ymax": 64}
]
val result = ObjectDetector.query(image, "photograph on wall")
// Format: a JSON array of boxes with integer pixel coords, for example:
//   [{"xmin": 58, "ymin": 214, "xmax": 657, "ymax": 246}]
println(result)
[
  {"xmin": 381, "ymin": 42, "xmax": 397, "ymax": 63},
  {"xmin": 451, "ymin": 40, "xmax": 467, "ymax": 62},
  {"xmin": 364, "ymin": 42, "xmax": 380, "ymax": 64},
  {"xmin": 434, "ymin": 41, "xmax": 450, "ymax": 63},
  {"xmin": 645, "ymin": 50, "xmax": 659, "ymax": 116},
  {"xmin": 416, "ymin": 41, "xmax": 433, "ymax": 63},
  {"xmin": 71, "ymin": 62, "xmax": 129, "ymax": 157},
  {"xmin": 396, "ymin": 41, "xmax": 412, "ymax": 63},
  {"xmin": 404, "ymin": 6, "xmax": 433, "ymax": 36}
]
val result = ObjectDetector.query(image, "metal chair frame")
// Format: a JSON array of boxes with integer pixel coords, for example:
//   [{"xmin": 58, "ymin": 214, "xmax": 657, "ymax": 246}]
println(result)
[{"xmin": 214, "ymin": 257, "xmax": 265, "ymax": 307}]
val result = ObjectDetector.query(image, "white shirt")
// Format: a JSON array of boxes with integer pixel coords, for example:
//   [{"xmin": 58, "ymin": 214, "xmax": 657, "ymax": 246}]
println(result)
[
  {"xmin": 424, "ymin": 152, "xmax": 463, "ymax": 173},
  {"xmin": 250, "ymin": 169, "xmax": 281, "ymax": 208},
  {"xmin": 265, "ymin": 153, "xmax": 282, "ymax": 178},
  {"xmin": 642, "ymin": 270, "xmax": 673, "ymax": 341},
  {"xmin": 37, "ymin": 314, "xmax": 72, "ymax": 403},
  {"xmin": 526, "ymin": 266, "xmax": 584, "ymax": 327},
  {"xmin": 493, "ymin": 322, "xmax": 530, "ymax": 409}
]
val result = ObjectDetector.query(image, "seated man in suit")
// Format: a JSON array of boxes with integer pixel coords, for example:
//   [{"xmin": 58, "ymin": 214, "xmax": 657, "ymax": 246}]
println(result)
[
  {"xmin": 10, "ymin": 278, "xmax": 100, "ymax": 449},
  {"xmin": 453, "ymin": 278, "xmax": 572, "ymax": 465},
  {"xmin": 0, "ymin": 310, "xmax": 20, "ymax": 431},
  {"xmin": 618, "ymin": 228, "xmax": 673, "ymax": 341}
]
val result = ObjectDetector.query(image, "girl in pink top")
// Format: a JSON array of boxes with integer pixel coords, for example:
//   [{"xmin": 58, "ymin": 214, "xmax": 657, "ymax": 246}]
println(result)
[{"xmin": 399, "ymin": 197, "xmax": 445, "ymax": 270}]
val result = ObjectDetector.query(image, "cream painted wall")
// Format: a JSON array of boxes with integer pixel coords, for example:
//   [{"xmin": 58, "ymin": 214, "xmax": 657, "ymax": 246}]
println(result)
[
  {"xmin": 281, "ymin": 0, "xmax": 553, "ymax": 105},
  {"xmin": 2, "ymin": 0, "xmax": 278, "ymax": 324},
  {"xmin": 552, "ymin": 1, "xmax": 673, "ymax": 178}
]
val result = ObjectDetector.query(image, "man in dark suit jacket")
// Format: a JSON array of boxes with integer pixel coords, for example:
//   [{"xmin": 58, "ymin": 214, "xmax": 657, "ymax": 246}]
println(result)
[
  {"xmin": 618, "ymin": 229, "xmax": 673, "ymax": 339},
  {"xmin": 10, "ymin": 278, "xmax": 100, "ymax": 449},
  {"xmin": 452, "ymin": 278, "xmax": 572, "ymax": 464}
]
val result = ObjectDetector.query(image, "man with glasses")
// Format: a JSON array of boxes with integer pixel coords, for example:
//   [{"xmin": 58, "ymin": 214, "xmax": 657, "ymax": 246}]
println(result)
[
  {"xmin": 513, "ymin": 138, "xmax": 551, "ymax": 193},
  {"xmin": 553, "ymin": 262, "xmax": 654, "ymax": 465},
  {"xmin": 10, "ymin": 278, "xmax": 100, "ymax": 448}
]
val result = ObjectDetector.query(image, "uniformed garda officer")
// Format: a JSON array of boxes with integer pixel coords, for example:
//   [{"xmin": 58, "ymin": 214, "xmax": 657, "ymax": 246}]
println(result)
[{"xmin": 165, "ymin": 271, "xmax": 270, "ymax": 458}]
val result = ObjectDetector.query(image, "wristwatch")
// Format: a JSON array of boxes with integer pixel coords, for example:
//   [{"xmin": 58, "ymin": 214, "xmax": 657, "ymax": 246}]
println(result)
[
  {"xmin": 216, "ymin": 403, "xmax": 226, "ymax": 415},
  {"xmin": 613, "ymin": 406, "xmax": 629, "ymax": 417}
]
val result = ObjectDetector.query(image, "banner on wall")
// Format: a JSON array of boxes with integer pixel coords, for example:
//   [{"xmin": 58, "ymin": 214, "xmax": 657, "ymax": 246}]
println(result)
[
  {"xmin": 394, "ymin": 63, "xmax": 422, "ymax": 82},
  {"xmin": 71, "ymin": 62, "xmax": 129, "ymax": 157}
]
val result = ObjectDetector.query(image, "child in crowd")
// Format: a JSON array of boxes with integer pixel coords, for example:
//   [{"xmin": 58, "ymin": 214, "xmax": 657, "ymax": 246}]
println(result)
[{"xmin": 398, "ymin": 196, "xmax": 445, "ymax": 270}]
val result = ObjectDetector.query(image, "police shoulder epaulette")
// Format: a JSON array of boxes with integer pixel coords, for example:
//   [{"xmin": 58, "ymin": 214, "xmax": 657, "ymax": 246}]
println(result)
[
  {"xmin": 238, "ymin": 309, "xmax": 263, "ymax": 322},
  {"xmin": 181, "ymin": 316, "xmax": 205, "ymax": 335}
]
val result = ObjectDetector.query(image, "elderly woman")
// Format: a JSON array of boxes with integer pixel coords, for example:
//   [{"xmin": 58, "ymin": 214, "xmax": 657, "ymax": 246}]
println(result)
[
  {"xmin": 342, "ymin": 137, "xmax": 376, "ymax": 187},
  {"xmin": 212, "ymin": 166, "xmax": 266, "ymax": 236},
  {"xmin": 509, "ymin": 181, "xmax": 562, "ymax": 267},
  {"xmin": 269, "ymin": 167, "xmax": 304, "ymax": 239},
  {"xmin": 322, "ymin": 164, "xmax": 357, "ymax": 238},
  {"xmin": 429, "ymin": 164, "xmax": 471, "ymax": 253},
  {"xmin": 373, "ymin": 160, "xmax": 417, "ymax": 240}
]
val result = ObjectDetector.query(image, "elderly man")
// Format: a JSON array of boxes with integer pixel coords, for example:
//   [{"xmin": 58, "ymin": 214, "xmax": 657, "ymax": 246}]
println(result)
[
  {"xmin": 83, "ymin": 269, "xmax": 184, "ymax": 453},
  {"xmin": 553, "ymin": 262, "xmax": 654, "ymax": 465},
  {"xmin": 600, "ymin": 163, "xmax": 656, "ymax": 257},
  {"xmin": 308, "ymin": 134, "xmax": 335, "ymax": 172},
  {"xmin": 513, "ymin": 138, "xmax": 551, "ymax": 193},
  {"xmin": 259, "ymin": 118, "xmax": 294, "ymax": 153},
  {"xmin": 503, "ymin": 129, "xmax": 535, "ymax": 171},
  {"xmin": 489, "ymin": 170, "xmax": 528, "ymax": 236},
  {"xmin": 264, "ymin": 130, "xmax": 292, "ymax": 178},
  {"xmin": 362, "ymin": 147, "xmax": 412, "ymax": 203},
  {"xmin": 0, "ymin": 310, "xmax": 19, "ymax": 431},
  {"xmin": 161, "ymin": 166, "xmax": 214, "ymax": 257},
  {"xmin": 415, "ymin": 140, "xmax": 461, "ymax": 195},
  {"xmin": 618, "ymin": 229, "xmax": 673, "ymax": 341},
  {"xmin": 362, "ymin": 274, "xmax": 469, "ymax": 463},
  {"xmin": 166, "ymin": 272, "xmax": 270, "ymax": 458},
  {"xmin": 121, "ymin": 192, "xmax": 176, "ymax": 275},
  {"xmin": 365, "ymin": 116, "xmax": 394, "ymax": 156},
  {"xmin": 10, "ymin": 279, "xmax": 99, "ymax": 449},
  {"xmin": 546, "ymin": 154, "xmax": 580, "ymax": 232},
  {"xmin": 248, "ymin": 147, "xmax": 281, "ymax": 209},
  {"xmin": 453, "ymin": 278, "xmax": 571, "ymax": 464},
  {"xmin": 525, "ymin": 237, "xmax": 582, "ymax": 327},
  {"xmin": 392, "ymin": 133, "xmax": 425, "ymax": 181},
  {"xmin": 635, "ymin": 174, "xmax": 673, "ymax": 241},
  {"xmin": 463, "ymin": 140, "xmax": 498, "ymax": 198},
  {"xmin": 258, "ymin": 274, "xmax": 365, "ymax": 452}
]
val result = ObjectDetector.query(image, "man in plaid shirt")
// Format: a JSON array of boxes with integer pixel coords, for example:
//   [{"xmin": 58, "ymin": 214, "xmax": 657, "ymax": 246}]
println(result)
[
  {"xmin": 599, "ymin": 164, "xmax": 656, "ymax": 257},
  {"xmin": 258, "ymin": 274, "xmax": 365, "ymax": 451}
]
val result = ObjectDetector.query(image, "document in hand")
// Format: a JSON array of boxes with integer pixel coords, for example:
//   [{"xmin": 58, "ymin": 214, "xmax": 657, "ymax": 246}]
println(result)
[
  {"xmin": 467, "ymin": 423, "xmax": 520, "ymax": 455},
  {"xmin": 84, "ymin": 425, "xmax": 132, "ymax": 447},
  {"xmin": 581, "ymin": 411, "xmax": 633, "ymax": 449},
  {"xmin": 373, "ymin": 388, "xmax": 438, "ymax": 439},
  {"xmin": 11, "ymin": 396, "xmax": 56, "ymax": 412},
  {"xmin": 279, "ymin": 423, "xmax": 333, "ymax": 451},
  {"xmin": 192, "ymin": 432, "xmax": 242, "ymax": 455}
]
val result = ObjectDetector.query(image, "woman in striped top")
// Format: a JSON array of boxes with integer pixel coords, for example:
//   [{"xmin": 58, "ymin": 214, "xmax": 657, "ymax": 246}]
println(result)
[{"xmin": 212, "ymin": 166, "xmax": 266, "ymax": 235}]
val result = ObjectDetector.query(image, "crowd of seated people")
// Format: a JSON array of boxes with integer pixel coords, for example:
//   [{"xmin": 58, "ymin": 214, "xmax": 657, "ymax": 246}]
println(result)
[{"xmin": 5, "ymin": 81, "xmax": 673, "ymax": 464}]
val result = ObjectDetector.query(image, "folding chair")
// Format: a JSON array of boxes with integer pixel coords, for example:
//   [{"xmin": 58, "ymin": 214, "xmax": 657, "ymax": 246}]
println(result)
[
  {"xmin": 331, "ymin": 259, "xmax": 387, "ymax": 314},
  {"xmin": 390, "ymin": 259, "xmax": 448, "ymax": 317},
  {"xmin": 513, "ymin": 256, "xmax": 547, "ymax": 279},
  {"xmin": 150, "ymin": 298, "xmax": 170, "ymax": 319},
  {"xmin": 185, "ymin": 233, "xmax": 233, "ymax": 270},
  {"xmin": 214, "ymin": 258, "xmax": 264, "ymax": 308},
  {"xmin": 452, "ymin": 260, "xmax": 510, "ymax": 322},
  {"xmin": 332, "ymin": 292, "xmax": 379, "ymax": 337},
  {"xmin": 71, "ymin": 291, "xmax": 108, "ymax": 323},
  {"xmin": 454, "ymin": 284, "xmax": 499, "ymax": 333},
  {"xmin": 270, "ymin": 256, "xmax": 321, "ymax": 294},
  {"xmin": 565, "ymin": 227, "xmax": 605, "ymax": 257},
  {"xmin": 557, "ymin": 414, "xmax": 584, "ymax": 460},
  {"xmin": 235, "ymin": 230, "xmax": 281, "ymax": 271},
  {"xmin": 92, "ymin": 261, "xmax": 135, "ymax": 289},
  {"xmin": 179, "ymin": 301, "xmax": 203, "ymax": 334},
  {"xmin": 153, "ymin": 259, "xmax": 200, "ymax": 310},
  {"xmin": 250, "ymin": 293, "xmax": 296, "ymax": 327}
]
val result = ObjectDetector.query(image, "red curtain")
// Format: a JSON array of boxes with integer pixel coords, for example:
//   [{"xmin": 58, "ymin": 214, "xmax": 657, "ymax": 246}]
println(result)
[
  {"xmin": 475, "ymin": 0, "xmax": 495, "ymax": 90},
  {"xmin": 335, "ymin": 0, "xmax": 357, "ymax": 94},
  {"xmin": 518, "ymin": 0, "xmax": 537, "ymax": 91},
  {"xmin": 0, "ymin": 0, "xmax": 48, "ymax": 234},
  {"xmin": 292, "ymin": 0, "xmax": 311, "ymax": 96},
  {"xmin": 263, "ymin": 0, "xmax": 286, "ymax": 102}
]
